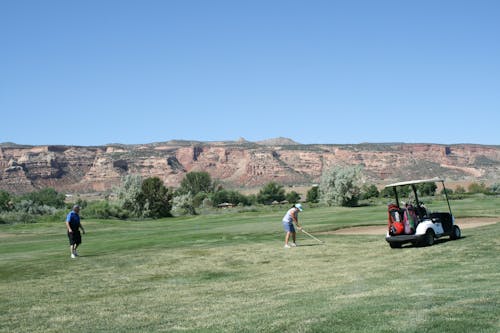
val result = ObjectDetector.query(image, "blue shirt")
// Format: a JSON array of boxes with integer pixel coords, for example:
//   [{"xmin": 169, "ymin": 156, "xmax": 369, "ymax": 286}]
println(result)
[{"xmin": 66, "ymin": 211, "xmax": 80, "ymax": 230}]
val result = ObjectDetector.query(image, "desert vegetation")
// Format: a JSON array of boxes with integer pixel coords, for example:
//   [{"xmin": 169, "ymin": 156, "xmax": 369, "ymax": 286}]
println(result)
[{"xmin": 1, "ymin": 166, "xmax": 499, "ymax": 224}]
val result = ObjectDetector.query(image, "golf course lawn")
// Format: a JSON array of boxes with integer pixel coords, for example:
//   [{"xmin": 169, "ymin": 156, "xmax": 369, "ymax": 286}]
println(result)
[{"xmin": 1, "ymin": 200, "xmax": 499, "ymax": 332}]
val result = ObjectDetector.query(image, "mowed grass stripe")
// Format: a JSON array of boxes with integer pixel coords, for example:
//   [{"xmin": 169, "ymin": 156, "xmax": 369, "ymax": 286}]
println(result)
[{"xmin": 1, "ymin": 199, "xmax": 499, "ymax": 332}]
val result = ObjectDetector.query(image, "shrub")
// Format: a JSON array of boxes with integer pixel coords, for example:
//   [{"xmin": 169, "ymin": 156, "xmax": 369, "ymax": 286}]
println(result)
[
  {"xmin": 172, "ymin": 193, "xmax": 197, "ymax": 216},
  {"xmin": 83, "ymin": 201, "xmax": 129, "ymax": 219},
  {"xmin": 0, "ymin": 190, "xmax": 12, "ymax": 212},
  {"xmin": 136, "ymin": 177, "xmax": 173, "ymax": 218},
  {"xmin": 257, "ymin": 182, "xmax": 286, "ymax": 204},
  {"xmin": 285, "ymin": 191, "xmax": 301, "ymax": 204},
  {"xmin": 0, "ymin": 211, "xmax": 37, "ymax": 224},
  {"xmin": 320, "ymin": 165, "xmax": 362, "ymax": 207},
  {"xmin": 306, "ymin": 186, "xmax": 319, "ymax": 203},
  {"xmin": 14, "ymin": 200, "xmax": 58, "ymax": 215},
  {"xmin": 212, "ymin": 189, "xmax": 249, "ymax": 206},
  {"xmin": 468, "ymin": 182, "xmax": 488, "ymax": 194},
  {"xmin": 20, "ymin": 188, "xmax": 66, "ymax": 208},
  {"xmin": 360, "ymin": 184, "xmax": 379, "ymax": 200},
  {"xmin": 179, "ymin": 172, "xmax": 214, "ymax": 196},
  {"xmin": 489, "ymin": 183, "xmax": 500, "ymax": 194}
]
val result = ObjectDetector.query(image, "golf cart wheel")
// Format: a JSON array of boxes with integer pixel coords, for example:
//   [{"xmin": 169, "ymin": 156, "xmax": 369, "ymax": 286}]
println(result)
[
  {"xmin": 422, "ymin": 229, "xmax": 435, "ymax": 246},
  {"xmin": 389, "ymin": 242, "xmax": 402, "ymax": 249},
  {"xmin": 450, "ymin": 225, "xmax": 461, "ymax": 240}
]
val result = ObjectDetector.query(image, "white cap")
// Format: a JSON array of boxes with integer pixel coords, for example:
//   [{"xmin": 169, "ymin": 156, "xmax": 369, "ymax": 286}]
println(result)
[{"xmin": 295, "ymin": 203, "xmax": 303, "ymax": 211}]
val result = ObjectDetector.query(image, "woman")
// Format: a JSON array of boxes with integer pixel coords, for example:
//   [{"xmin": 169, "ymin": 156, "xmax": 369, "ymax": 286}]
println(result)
[{"xmin": 282, "ymin": 203, "xmax": 303, "ymax": 248}]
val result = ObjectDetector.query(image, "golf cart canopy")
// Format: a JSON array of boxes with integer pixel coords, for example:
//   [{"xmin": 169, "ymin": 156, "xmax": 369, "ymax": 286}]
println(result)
[{"xmin": 385, "ymin": 178, "xmax": 444, "ymax": 188}]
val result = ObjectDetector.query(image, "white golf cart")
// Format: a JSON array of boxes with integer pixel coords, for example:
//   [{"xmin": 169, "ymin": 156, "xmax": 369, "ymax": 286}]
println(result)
[{"xmin": 385, "ymin": 178, "xmax": 461, "ymax": 248}]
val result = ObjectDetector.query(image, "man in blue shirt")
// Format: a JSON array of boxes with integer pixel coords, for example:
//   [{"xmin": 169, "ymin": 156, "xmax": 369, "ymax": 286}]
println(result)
[{"xmin": 66, "ymin": 205, "xmax": 85, "ymax": 258}]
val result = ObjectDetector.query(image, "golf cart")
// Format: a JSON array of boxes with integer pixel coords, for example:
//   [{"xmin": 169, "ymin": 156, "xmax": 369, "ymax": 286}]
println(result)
[{"xmin": 385, "ymin": 178, "xmax": 461, "ymax": 248}]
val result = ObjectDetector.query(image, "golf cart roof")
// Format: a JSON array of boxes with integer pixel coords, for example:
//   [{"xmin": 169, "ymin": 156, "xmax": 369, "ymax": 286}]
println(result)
[{"xmin": 385, "ymin": 178, "xmax": 444, "ymax": 188}]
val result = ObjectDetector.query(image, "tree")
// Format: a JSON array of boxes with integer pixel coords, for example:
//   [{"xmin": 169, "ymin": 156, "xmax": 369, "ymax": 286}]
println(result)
[
  {"xmin": 306, "ymin": 186, "xmax": 319, "ymax": 203},
  {"xmin": 172, "ymin": 192, "xmax": 196, "ymax": 216},
  {"xmin": 360, "ymin": 184, "xmax": 379, "ymax": 200},
  {"xmin": 381, "ymin": 185, "xmax": 412, "ymax": 199},
  {"xmin": 211, "ymin": 189, "xmax": 249, "ymax": 206},
  {"xmin": 136, "ymin": 177, "xmax": 172, "ymax": 218},
  {"xmin": 320, "ymin": 165, "xmax": 362, "ymax": 207},
  {"xmin": 116, "ymin": 174, "xmax": 143, "ymax": 216},
  {"xmin": 490, "ymin": 183, "xmax": 500, "ymax": 194},
  {"xmin": 416, "ymin": 182, "xmax": 437, "ymax": 196},
  {"xmin": 468, "ymin": 182, "xmax": 488, "ymax": 194},
  {"xmin": 179, "ymin": 171, "xmax": 214, "ymax": 196},
  {"xmin": 22, "ymin": 188, "xmax": 65, "ymax": 208},
  {"xmin": 257, "ymin": 182, "xmax": 286, "ymax": 204},
  {"xmin": 0, "ymin": 190, "xmax": 12, "ymax": 212},
  {"xmin": 285, "ymin": 191, "xmax": 301, "ymax": 204}
]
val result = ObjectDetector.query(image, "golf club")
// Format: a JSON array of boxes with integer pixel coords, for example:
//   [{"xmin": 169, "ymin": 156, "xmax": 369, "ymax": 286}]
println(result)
[{"xmin": 300, "ymin": 228, "xmax": 324, "ymax": 243}]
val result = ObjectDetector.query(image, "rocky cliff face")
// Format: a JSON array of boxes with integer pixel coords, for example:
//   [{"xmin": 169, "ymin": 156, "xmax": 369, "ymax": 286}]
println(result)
[{"xmin": 0, "ymin": 141, "xmax": 499, "ymax": 194}]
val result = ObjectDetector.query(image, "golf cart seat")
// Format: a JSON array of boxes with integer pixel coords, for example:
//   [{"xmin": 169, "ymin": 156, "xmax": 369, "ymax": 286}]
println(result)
[{"xmin": 415, "ymin": 204, "xmax": 428, "ymax": 221}]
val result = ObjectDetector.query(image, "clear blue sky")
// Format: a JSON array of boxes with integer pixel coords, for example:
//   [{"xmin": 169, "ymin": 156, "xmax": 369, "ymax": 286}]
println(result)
[{"xmin": 1, "ymin": 0, "xmax": 499, "ymax": 146}]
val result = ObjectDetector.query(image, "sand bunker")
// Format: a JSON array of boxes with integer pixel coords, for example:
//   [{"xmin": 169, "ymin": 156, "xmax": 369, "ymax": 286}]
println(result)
[{"xmin": 324, "ymin": 217, "xmax": 499, "ymax": 235}]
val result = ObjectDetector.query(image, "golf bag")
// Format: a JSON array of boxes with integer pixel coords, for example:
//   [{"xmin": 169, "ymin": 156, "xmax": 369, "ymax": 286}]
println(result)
[
  {"xmin": 388, "ymin": 203, "xmax": 404, "ymax": 235},
  {"xmin": 403, "ymin": 204, "xmax": 418, "ymax": 234}
]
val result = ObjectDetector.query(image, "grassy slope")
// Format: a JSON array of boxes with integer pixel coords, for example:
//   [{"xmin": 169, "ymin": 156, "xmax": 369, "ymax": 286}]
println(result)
[{"xmin": 0, "ymin": 198, "xmax": 499, "ymax": 333}]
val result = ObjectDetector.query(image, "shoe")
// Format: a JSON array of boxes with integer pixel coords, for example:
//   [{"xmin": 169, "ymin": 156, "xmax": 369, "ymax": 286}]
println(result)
[
  {"xmin": 71, "ymin": 253, "xmax": 76, "ymax": 259},
  {"xmin": 73, "ymin": 251, "xmax": 78, "ymax": 256},
  {"xmin": 290, "ymin": 243, "xmax": 297, "ymax": 247},
  {"xmin": 284, "ymin": 244, "xmax": 291, "ymax": 248}
]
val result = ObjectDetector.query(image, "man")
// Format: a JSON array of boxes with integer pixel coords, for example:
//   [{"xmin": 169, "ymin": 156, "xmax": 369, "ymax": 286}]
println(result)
[
  {"xmin": 282, "ymin": 203, "xmax": 303, "ymax": 248},
  {"xmin": 66, "ymin": 205, "xmax": 85, "ymax": 258}
]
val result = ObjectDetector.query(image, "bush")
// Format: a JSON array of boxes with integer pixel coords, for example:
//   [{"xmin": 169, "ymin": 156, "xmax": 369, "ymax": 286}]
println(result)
[
  {"xmin": 489, "ymin": 183, "xmax": 500, "ymax": 194},
  {"xmin": 179, "ymin": 172, "xmax": 214, "ymax": 196},
  {"xmin": 0, "ymin": 211, "xmax": 37, "ymax": 224},
  {"xmin": 285, "ymin": 191, "xmax": 301, "ymax": 204},
  {"xmin": 320, "ymin": 166, "xmax": 362, "ymax": 207},
  {"xmin": 20, "ymin": 188, "xmax": 65, "ymax": 208},
  {"xmin": 257, "ymin": 182, "xmax": 286, "ymax": 204},
  {"xmin": 136, "ymin": 177, "xmax": 173, "ymax": 218},
  {"xmin": 83, "ymin": 201, "xmax": 129, "ymax": 219},
  {"xmin": 172, "ymin": 193, "xmax": 197, "ymax": 216},
  {"xmin": 468, "ymin": 182, "xmax": 488, "ymax": 194},
  {"xmin": 115, "ymin": 174, "xmax": 143, "ymax": 215},
  {"xmin": 212, "ymin": 189, "xmax": 249, "ymax": 206},
  {"xmin": 0, "ymin": 190, "xmax": 12, "ymax": 212},
  {"xmin": 14, "ymin": 200, "xmax": 58, "ymax": 215},
  {"xmin": 306, "ymin": 186, "xmax": 319, "ymax": 203},
  {"xmin": 360, "ymin": 184, "xmax": 379, "ymax": 200}
]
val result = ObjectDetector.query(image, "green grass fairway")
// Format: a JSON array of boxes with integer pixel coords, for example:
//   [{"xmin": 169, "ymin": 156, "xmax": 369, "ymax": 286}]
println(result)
[{"xmin": 1, "ymin": 201, "xmax": 499, "ymax": 332}]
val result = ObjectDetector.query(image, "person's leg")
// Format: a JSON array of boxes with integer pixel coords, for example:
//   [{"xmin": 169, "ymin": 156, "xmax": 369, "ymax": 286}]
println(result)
[
  {"xmin": 292, "ymin": 232, "xmax": 296, "ymax": 244},
  {"xmin": 73, "ymin": 232, "xmax": 81, "ymax": 256},
  {"xmin": 68, "ymin": 232, "xmax": 76, "ymax": 258},
  {"xmin": 285, "ymin": 231, "xmax": 291, "ymax": 245}
]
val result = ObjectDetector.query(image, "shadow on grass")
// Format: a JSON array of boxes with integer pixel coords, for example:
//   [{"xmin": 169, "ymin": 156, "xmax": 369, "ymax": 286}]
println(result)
[
  {"xmin": 398, "ymin": 235, "xmax": 468, "ymax": 249},
  {"xmin": 297, "ymin": 243, "xmax": 326, "ymax": 247}
]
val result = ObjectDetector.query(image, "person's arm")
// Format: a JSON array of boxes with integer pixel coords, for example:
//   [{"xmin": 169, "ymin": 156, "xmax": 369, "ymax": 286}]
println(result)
[
  {"xmin": 65, "ymin": 220, "xmax": 73, "ymax": 233},
  {"xmin": 292, "ymin": 210, "xmax": 302, "ymax": 229}
]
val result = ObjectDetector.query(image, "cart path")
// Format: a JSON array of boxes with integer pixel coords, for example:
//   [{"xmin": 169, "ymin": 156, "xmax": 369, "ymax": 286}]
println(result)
[{"xmin": 322, "ymin": 217, "xmax": 499, "ymax": 235}]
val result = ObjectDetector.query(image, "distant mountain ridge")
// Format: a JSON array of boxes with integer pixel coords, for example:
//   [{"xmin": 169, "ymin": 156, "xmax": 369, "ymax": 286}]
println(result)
[{"xmin": 0, "ymin": 138, "xmax": 499, "ymax": 194}]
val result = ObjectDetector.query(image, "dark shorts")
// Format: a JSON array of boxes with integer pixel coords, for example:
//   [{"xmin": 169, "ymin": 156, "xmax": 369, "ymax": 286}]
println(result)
[{"xmin": 68, "ymin": 231, "xmax": 81, "ymax": 246}]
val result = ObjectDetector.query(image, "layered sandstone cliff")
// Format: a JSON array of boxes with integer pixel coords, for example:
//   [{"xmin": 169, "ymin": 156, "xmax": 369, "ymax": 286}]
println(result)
[{"xmin": 0, "ymin": 141, "xmax": 498, "ymax": 194}]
